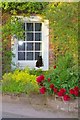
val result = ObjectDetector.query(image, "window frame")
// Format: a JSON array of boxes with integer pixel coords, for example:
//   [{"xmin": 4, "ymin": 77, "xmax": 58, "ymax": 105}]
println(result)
[
  {"xmin": 18, "ymin": 22, "xmax": 42, "ymax": 61},
  {"xmin": 12, "ymin": 16, "xmax": 49, "ymax": 70}
]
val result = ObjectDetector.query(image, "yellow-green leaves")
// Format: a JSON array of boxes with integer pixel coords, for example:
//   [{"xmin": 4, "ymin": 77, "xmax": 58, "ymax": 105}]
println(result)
[{"xmin": 2, "ymin": 69, "xmax": 39, "ymax": 94}]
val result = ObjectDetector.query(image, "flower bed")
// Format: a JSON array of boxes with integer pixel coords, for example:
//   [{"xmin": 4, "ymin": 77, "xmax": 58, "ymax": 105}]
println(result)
[
  {"xmin": 36, "ymin": 74, "xmax": 79, "ymax": 101},
  {"xmin": 35, "ymin": 60, "xmax": 79, "ymax": 112}
]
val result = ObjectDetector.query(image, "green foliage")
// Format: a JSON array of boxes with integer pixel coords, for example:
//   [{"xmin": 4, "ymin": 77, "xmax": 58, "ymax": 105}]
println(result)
[
  {"xmin": 2, "ymin": 50, "xmax": 14, "ymax": 73},
  {"xmin": 2, "ymin": 69, "xmax": 39, "ymax": 94},
  {"xmin": 2, "ymin": 2, "xmax": 48, "ymax": 74},
  {"xmin": 44, "ymin": 2, "xmax": 78, "ymax": 64},
  {"xmin": 2, "ymin": 2, "xmax": 49, "ymax": 14},
  {"xmin": 2, "ymin": 17, "xmax": 24, "ymax": 39},
  {"xmin": 2, "ymin": 16, "xmax": 25, "ymax": 74},
  {"xmin": 43, "ymin": 53, "xmax": 79, "ymax": 96},
  {"xmin": 2, "ymin": 2, "xmax": 78, "ymax": 76},
  {"xmin": 24, "ymin": 67, "xmax": 47, "ymax": 76}
]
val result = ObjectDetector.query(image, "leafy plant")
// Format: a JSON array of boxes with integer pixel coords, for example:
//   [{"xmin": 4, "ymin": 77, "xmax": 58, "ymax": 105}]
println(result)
[
  {"xmin": 2, "ymin": 69, "xmax": 39, "ymax": 95},
  {"xmin": 36, "ymin": 53, "xmax": 79, "ymax": 100},
  {"xmin": 1, "ymin": 2, "xmax": 49, "ymax": 14},
  {"xmin": 44, "ymin": 2, "xmax": 78, "ymax": 64},
  {"xmin": 2, "ymin": 16, "xmax": 25, "ymax": 74},
  {"xmin": 23, "ymin": 67, "xmax": 48, "ymax": 76}
]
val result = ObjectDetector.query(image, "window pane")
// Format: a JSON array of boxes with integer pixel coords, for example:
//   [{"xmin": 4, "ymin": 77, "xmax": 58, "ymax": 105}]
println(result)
[
  {"xmin": 18, "ymin": 43, "xmax": 25, "ymax": 51},
  {"xmin": 35, "ymin": 43, "xmax": 42, "ymax": 51},
  {"xmin": 27, "ymin": 33, "xmax": 33, "ymax": 41},
  {"xmin": 35, "ymin": 23, "xmax": 42, "ymax": 31},
  {"xmin": 26, "ymin": 52, "xmax": 33, "ymax": 60},
  {"xmin": 26, "ymin": 43, "xmax": 33, "ymax": 51},
  {"xmin": 18, "ymin": 52, "xmax": 25, "ymax": 60},
  {"xmin": 27, "ymin": 23, "xmax": 33, "ymax": 31},
  {"xmin": 35, "ymin": 33, "xmax": 42, "ymax": 41},
  {"xmin": 35, "ymin": 52, "xmax": 42, "ymax": 60}
]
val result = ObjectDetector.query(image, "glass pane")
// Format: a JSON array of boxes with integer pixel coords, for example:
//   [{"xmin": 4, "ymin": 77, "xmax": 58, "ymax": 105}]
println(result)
[
  {"xmin": 18, "ymin": 52, "xmax": 25, "ymax": 60},
  {"xmin": 18, "ymin": 43, "xmax": 25, "ymax": 51},
  {"xmin": 35, "ymin": 23, "xmax": 42, "ymax": 31},
  {"xmin": 26, "ymin": 23, "xmax": 33, "ymax": 31},
  {"xmin": 26, "ymin": 43, "xmax": 33, "ymax": 51},
  {"xmin": 26, "ymin": 52, "xmax": 33, "ymax": 60},
  {"xmin": 35, "ymin": 33, "xmax": 42, "ymax": 41},
  {"xmin": 35, "ymin": 43, "xmax": 42, "ymax": 51},
  {"xmin": 27, "ymin": 33, "xmax": 33, "ymax": 41},
  {"xmin": 35, "ymin": 52, "xmax": 42, "ymax": 60}
]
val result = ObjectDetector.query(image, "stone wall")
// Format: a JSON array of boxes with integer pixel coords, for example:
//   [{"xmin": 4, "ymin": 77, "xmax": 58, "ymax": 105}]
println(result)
[{"xmin": 3, "ymin": 93, "xmax": 78, "ymax": 113}]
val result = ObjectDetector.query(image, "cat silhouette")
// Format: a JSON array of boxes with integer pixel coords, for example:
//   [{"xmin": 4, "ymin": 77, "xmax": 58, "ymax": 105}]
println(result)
[{"xmin": 36, "ymin": 56, "xmax": 43, "ymax": 68}]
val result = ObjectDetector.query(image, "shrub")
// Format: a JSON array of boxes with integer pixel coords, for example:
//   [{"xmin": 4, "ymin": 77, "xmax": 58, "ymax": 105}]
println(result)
[
  {"xmin": 36, "ymin": 53, "xmax": 79, "ymax": 100},
  {"xmin": 2, "ymin": 69, "xmax": 39, "ymax": 95},
  {"xmin": 24, "ymin": 67, "xmax": 48, "ymax": 76}
]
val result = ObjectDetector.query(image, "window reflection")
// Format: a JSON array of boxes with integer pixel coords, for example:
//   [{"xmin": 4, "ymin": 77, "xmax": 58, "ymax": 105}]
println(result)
[
  {"xmin": 26, "ymin": 52, "xmax": 33, "ymax": 60},
  {"xmin": 27, "ymin": 33, "xmax": 33, "ymax": 41},
  {"xmin": 27, "ymin": 23, "xmax": 33, "ymax": 31},
  {"xmin": 35, "ymin": 43, "xmax": 42, "ymax": 51},
  {"xmin": 18, "ymin": 52, "xmax": 25, "ymax": 60},
  {"xmin": 18, "ymin": 43, "xmax": 25, "ymax": 51},
  {"xmin": 35, "ymin": 23, "xmax": 42, "ymax": 31},
  {"xmin": 35, "ymin": 33, "xmax": 42, "ymax": 41},
  {"xmin": 27, "ymin": 43, "xmax": 33, "ymax": 51}
]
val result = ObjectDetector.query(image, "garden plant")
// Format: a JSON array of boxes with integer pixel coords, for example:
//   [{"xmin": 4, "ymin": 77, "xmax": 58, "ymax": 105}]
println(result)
[{"xmin": 1, "ymin": 2, "xmax": 79, "ymax": 103}]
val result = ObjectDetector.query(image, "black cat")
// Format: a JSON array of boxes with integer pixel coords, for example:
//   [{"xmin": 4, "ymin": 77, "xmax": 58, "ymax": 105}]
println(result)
[{"xmin": 36, "ymin": 56, "xmax": 43, "ymax": 68}]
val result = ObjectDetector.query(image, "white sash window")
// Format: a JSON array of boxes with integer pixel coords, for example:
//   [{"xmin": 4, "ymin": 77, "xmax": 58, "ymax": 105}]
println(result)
[{"xmin": 12, "ymin": 16, "xmax": 49, "ymax": 70}]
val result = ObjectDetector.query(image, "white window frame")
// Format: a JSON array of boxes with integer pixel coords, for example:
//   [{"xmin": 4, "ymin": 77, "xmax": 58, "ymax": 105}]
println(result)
[{"xmin": 11, "ymin": 16, "xmax": 49, "ymax": 70}]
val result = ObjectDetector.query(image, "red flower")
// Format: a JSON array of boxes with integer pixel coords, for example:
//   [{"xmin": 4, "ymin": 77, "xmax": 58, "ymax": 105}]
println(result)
[
  {"xmin": 73, "ymin": 86, "xmax": 79, "ymax": 96},
  {"xmin": 40, "ymin": 87, "xmax": 46, "ymax": 94},
  {"xmin": 48, "ymin": 78, "xmax": 51, "ymax": 82},
  {"xmin": 36, "ymin": 75, "xmax": 44, "ymax": 83},
  {"xmin": 57, "ymin": 88, "xmax": 66, "ymax": 97},
  {"xmin": 69, "ymin": 89, "xmax": 74, "ymax": 95},
  {"xmin": 74, "ymin": 86, "xmax": 79, "ymax": 91},
  {"xmin": 63, "ymin": 95, "xmax": 70, "ymax": 101},
  {"xmin": 57, "ymin": 91, "xmax": 64, "ymax": 97},
  {"xmin": 36, "ymin": 76, "xmax": 42, "ymax": 83},
  {"xmin": 60, "ymin": 88, "xmax": 66, "ymax": 93},
  {"xmin": 69, "ymin": 87, "xmax": 79, "ymax": 96},
  {"xmin": 40, "ymin": 75, "xmax": 45, "ymax": 81},
  {"xmin": 74, "ymin": 90, "xmax": 79, "ymax": 96},
  {"xmin": 50, "ymin": 84, "xmax": 54, "ymax": 89},
  {"xmin": 53, "ymin": 65, "xmax": 56, "ymax": 69},
  {"xmin": 53, "ymin": 87, "xmax": 58, "ymax": 93}
]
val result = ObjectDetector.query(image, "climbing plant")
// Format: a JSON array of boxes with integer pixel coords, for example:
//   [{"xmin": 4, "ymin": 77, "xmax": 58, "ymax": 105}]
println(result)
[
  {"xmin": 1, "ymin": 2, "xmax": 78, "ymax": 74},
  {"xmin": 2, "ymin": 2, "xmax": 49, "ymax": 14},
  {"xmin": 43, "ymin": 2, "xmax": 78, "ymax": 65},
  {"xmin": 2, "ymin": 2, "xmax": 49, "ymax": 74},
  {"xmin": 2, "ymin": 15, "xmax": 24, "ymax": 74}
]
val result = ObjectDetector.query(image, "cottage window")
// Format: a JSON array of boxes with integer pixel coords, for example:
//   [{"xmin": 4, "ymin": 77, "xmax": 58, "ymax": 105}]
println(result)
[
  {"xmin": 18, "ymin": 23, "xmax": 42, "ymax": 61},
  {"xmin": 12, "ymin": 16, "xmax": 49, "ymax": 70}
]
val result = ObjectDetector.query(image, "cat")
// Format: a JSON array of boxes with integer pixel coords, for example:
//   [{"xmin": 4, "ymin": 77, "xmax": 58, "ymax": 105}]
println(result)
[{"xmin": 36, "ymin": 56, "xmax": 43, "ymax": 68}]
